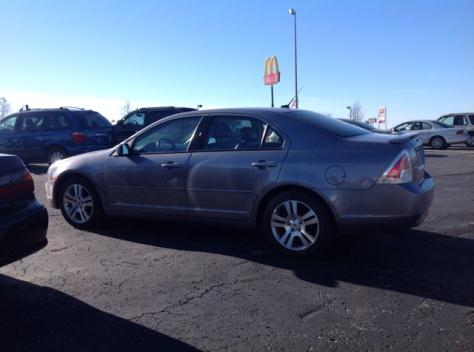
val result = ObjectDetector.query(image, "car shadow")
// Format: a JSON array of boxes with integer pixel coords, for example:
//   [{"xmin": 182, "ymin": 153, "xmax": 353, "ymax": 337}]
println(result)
[
  {"xmin": 93, "ymin": 218, "xmax": 474, "ymax": 308},
  {"xmin": 424, "ymin": 153, "xmax": 447, "ymax": 158},
  {"xmin": 28, "ymin": 163, "xmax": 49, "ymax": 175},
  {"xmin": 0, "ymin": 274, "xmax": 200, "ymax": 352}
]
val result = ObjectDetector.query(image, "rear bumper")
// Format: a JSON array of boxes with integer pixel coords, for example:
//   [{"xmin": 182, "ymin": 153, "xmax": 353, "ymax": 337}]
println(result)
[
  {"xmin": 0, "ymin": 201, "xmax": 48, "ymax": 266},
  {"xmin": 328, "ymin": 172, "xmax": 434, "ymax": 234}
]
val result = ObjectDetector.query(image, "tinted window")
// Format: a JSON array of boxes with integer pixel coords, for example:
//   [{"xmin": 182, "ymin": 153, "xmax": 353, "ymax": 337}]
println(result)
[
  {"xmin": 0, "ymin": 115, "xmax": 18, "ymax": 132},
  {"xmin": 133, "ymin": 117, "xmax": 201, "ymax": 154},
  {"xmin": 290, "ymin": 111, "xmax": 369, "ymax": 137},
  {"xmin": 432, "ymin": 121, "xmax": 449, "ymax": 128},
  {"xmin": 123, "ymin": 112, "xmax": 145, "ymax": 127},
  {"xmin": 469, "ymin": 115, "xmax": 474, "ymax": 124},
  {"xmin": 18, "ymin": 113, "xmax": 44, "ymax": 132},
  {"xmin": 204, "ymin": 116, "xmax": 266, "ymax": 151},
  {"xmin": 454, "ymin": 115, "xmax": 467, "ymax": 125},
  {"xmin": 78, "ymin": 112, "xmax": 111, "ymax": 129},
  {"xmin": 44, "ymin": 112, "xmax": 71, "ymax": 131}
]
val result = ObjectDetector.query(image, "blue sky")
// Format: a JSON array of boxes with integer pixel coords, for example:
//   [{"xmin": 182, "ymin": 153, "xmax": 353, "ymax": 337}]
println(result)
[{"xmin": 1, "ymin": 0, "xmax": 473, "ymax": 125}]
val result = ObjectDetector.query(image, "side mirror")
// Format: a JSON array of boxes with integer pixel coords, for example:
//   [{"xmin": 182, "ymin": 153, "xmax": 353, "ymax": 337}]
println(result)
[
  {"xmin": 116, "ymin": 143, "xmax": 131, "ymax": 157},
  {"xmin": 116, "ymin": 119, "xmax": 124, "ymax": 126}
]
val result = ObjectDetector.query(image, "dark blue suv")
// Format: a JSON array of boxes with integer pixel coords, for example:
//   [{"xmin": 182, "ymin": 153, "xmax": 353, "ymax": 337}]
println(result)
[{"xmin": 0, "ymin": 107, "xmax": 115, "ymax": 165}]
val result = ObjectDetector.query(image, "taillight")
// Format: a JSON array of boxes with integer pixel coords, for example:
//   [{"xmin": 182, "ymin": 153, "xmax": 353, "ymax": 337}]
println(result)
[
  {"xmin": 456, "ymin": 130, "xmax": 464, "ymax": 135},
  {"xmin": 378, "ymin": 150, "xmax": 413, "ymax": 184},
  {"xmin": 72, "ymin": 132, "xmax": 85, "ymax": 144},
  {"xmin": 0, "ymin": 170, "xmax": 34, "ymax": 200}
]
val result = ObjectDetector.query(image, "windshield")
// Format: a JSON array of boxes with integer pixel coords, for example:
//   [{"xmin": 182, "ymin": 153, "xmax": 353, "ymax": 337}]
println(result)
[
  {"xmin": 78, "ymin": 111, "xmax": 111, "ymax": 129},
  {"xmin": 290, "ymin": 110, "xmax": 369, "ymax": 137}
]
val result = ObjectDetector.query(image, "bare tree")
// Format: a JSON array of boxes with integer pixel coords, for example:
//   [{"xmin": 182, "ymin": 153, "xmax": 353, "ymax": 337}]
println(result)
[
  {"xmin": 0, "ymin": 97, "xmax": 11, "ymax": 118},
  {"xmin": 122, "ymin": 100, "xmax": 131, "ymax": 116},
  {"xmin": 349, "ymin": 102, "xmax": 364, "ymax": 121}
]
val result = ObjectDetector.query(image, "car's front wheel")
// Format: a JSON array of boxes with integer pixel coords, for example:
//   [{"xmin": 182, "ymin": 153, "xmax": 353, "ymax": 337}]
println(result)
[
  {"xmin": 466, "ymin": 135, "xmax": 474, "ymax": 147},
  {"xmin": 262, "ymin": 191, "xmax": 335, "ymax": 256},
  {"xmin": 59, "ymin": 177, "xmax": 102, "ymax": 229}
]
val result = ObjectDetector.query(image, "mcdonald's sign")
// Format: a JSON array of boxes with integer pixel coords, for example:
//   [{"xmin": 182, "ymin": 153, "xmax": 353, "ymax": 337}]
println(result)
[{"xmin": 264, "ymin": 56, "xmax": 280, "ymax": 86}]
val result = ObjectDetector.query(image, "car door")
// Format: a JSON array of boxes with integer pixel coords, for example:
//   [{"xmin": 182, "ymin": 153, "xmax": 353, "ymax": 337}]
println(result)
[
  {"xmin": 102, "ymin": 115, "xmax": 202, "ymax": 216},
  {"xmin": 0, "ymin": 114, "xmax": 22, "ymax": 156},
  {"xmin": 186, "ymin": 114, "xmax": 287, "ymax": 221},
  {"xmin": 410, "ymin": 121, "xmax": 431, "ymax": 144},
  {"xmin": 15, "ymin": 111, "xmax": 46, "ymax": 161},
  {"xmin": 393, "ymin": 122, "xmax": 413, "ymax": 134}
]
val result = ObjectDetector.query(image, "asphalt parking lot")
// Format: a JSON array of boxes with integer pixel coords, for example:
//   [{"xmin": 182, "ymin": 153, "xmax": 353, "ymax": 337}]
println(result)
[{"xmin": 1, "ymin": 147, "xmax": 473, "ymax": 352}]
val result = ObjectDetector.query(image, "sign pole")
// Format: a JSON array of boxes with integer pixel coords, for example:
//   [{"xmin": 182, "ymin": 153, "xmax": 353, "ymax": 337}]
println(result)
[{"xmin": 271, "ymin": 85, "xmax": 274, "ymax": 107}]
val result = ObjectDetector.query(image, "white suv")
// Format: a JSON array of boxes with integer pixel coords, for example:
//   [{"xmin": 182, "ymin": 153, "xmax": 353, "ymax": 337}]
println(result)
[{"xmin": 438, "ymin": 113, "xmax": 474, "ymax": 147}]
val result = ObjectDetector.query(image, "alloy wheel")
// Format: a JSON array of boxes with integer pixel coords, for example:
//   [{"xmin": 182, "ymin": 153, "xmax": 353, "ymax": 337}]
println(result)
[
  {"xmin": 62, "ymin": 184, "xmax": 94, "ymax": 224},
  {"xmin": 270, "ymin": 200, "xmax": 320, "ymax": 251},
  {"xmin": 49, "ymin": 151, "xmax": 65, "ymax": 164}
]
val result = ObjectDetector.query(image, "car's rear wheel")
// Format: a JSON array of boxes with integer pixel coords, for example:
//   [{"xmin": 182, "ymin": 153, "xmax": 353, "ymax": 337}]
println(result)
[
  {"xmin": 466, "ymin": 135, "xmax": 474, "ymax": 147},
  {"xmin": 430, "ymin": 136, "xmax": 446, "ymax": 150},
  {"xmin": 262, "ymin": 191, "xmax": 335, "ymax": 256},
  {"xmin": 47, "ymin": 148, "xmax": 67, "ymax": 165},
  {"xmin": 59, "ymin": 177, "xmax": 102, "ymax": 229}
]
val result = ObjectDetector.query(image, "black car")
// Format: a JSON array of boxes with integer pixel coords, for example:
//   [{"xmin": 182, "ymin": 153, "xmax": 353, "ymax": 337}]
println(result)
[
  {"xmin": 0, "ymin": 107, "xmax": 116, "ymax": 165},
  {"xmin": 114, "ymin": 106, "xmax": 196, "ymax": 142},
  {"xmin": 338, "ymin": 118, "xmax": 390, "ymax": 134},
  {"xmin": 0, "ymin": 154, "xmax": 48, "ymax": 266}
]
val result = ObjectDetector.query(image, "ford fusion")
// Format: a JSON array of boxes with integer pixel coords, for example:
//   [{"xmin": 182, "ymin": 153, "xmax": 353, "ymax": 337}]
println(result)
[{"xmin": 46, "ymin": 109, "xmax": 434, "ymax": 256}]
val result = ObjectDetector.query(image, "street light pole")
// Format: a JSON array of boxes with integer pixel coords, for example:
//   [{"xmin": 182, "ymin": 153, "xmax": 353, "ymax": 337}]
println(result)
[
  {"xmin": 289, "ymin": 8, "xmax": 298, "ymax": 109},
  {"xmin": 346, "ymin": 106, "xmax": 352, "ymax": 119}
]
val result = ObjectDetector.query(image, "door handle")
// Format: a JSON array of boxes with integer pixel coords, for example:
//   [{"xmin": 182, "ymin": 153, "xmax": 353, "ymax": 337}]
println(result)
[
  {"xmin": 251, "ymin": 160, "xmax": 278, "ymax": 168},
  {"xmin": 160, "ymin": 162, "xmax": 183, "ymax": 169}
]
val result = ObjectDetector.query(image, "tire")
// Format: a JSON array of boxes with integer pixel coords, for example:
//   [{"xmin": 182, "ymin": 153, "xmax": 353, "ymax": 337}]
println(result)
[
  {"xmin": 262, "ymin": 191, "xmax": 336, "ymax": 256},
  {"xmin": 47, "ymin": 147, "xmax": 67, "ymax": 165},
  {"xmin": 59, "ymin": 176, "xmax": 103, "ymax": 229},
  {"xmin": 466, "ymin": 135, "xmax": 474, "ymax": 147},
  {"xmin": 429, "ymin": 136, "xmax": 446, "ymax": 150}
]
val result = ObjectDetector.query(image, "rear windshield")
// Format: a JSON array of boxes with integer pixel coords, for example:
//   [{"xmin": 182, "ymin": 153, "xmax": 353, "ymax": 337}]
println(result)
[
  {"xmin": 77, "ymin": 111, "xmax": 111, "ymax": 129},
  {"xmin": 289, "ymin": 110, "xmax": 369, "ymax": 137}
]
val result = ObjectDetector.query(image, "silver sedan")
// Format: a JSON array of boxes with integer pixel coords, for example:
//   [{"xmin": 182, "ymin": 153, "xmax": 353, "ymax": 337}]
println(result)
[
  {"xmin": 46, "ymin": 109, "xmax": 434, "ymax": 256},
  {"xmin": 392, "ymin": 120, "xmax": 467, "ymax": 149}
]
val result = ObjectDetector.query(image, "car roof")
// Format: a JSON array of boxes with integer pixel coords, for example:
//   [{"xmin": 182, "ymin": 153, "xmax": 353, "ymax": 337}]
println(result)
[
  {"xmin": 135, "ymin": 106, "xmax": 196, "ymax": 112},
  {"xmin": 175, "ymin": 107, "xmax": 296, "ymax": 118}
]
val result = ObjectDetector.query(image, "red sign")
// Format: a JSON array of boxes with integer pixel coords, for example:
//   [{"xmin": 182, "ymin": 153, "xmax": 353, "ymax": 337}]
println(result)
[{"xmin": 264, "ymin": 56, "xmax": 280, "ymax": 85}]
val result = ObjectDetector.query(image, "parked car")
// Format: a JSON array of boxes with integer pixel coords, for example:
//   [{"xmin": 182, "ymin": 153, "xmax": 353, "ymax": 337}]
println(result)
[
  {"xmin": 392, "ymin": 120, "xmax": 466, "ymax": 149},
  {"xmin": 114, "ymin": 106, "xmax": 196, "ymax": 143},
  {"xmin": 0, "ymin": 107, "xmax": 116, "ymax": 165},
  {"xmin": 338, "ymin": 119, "xmax": 390, "ymax": 133},
  {"xmin": 0, "ymin": 154, "xmax": 48, "ymax": 266},
  {"xmin": 437, "ymin": 113, "xmax": 474, "ymax": 147},
  {"xmin": 46, "ymin": 108, "xmax": 433, "ymax": 256}
]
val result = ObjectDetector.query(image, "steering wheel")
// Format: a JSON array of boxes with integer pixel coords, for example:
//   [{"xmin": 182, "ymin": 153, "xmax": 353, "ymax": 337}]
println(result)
[{"xmin": 157, "ymin": 138, "xmax": 177, "ymax": 151}]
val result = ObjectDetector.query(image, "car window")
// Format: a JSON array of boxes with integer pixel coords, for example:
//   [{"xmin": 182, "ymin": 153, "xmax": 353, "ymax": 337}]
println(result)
[
  {"xmin": 422, "ymin": 122, "xmax": 432, "ymax": 130},
  {"xmin": 454, "ymin": 115, "xmax": 467, "ymax": 125},
  {"xmin": 433, "ymin": 121, "xmax": 449, "ymax": 128},
  {"xmin": 123, "ymin": 112, "xmax": 145, "ymax": 127},
  {"xmin": 18, "ymin": 113, "xmax": 44, "ymax": 132},
  {"xmin": 78, "ymin": 111, "xmax": 111, "ymax": 129},
  {"xmin": 44, "ymin": 112, "xmax": 71, "ymax": 131},
  {"xmin": 133, "ymin": 116, "xmax": 201, "ymax": 154},
  {"xmin": 395, "ymin": 122, "xmax": 412, "ymax": 131},
  {"xmin": 263, "ymin": 126, "xmax": 284, "ymax": 149},
  {"xmin": 203, "ymin": 116, "xmax": 266, "ymax": 151},
  {"xmin": 411, "ymin": 122, "xmax": 423, "ymax": 130},
  {"xmin": 289, "ymin": 110, "xmax": 369, "ymax": 137},
  {"xmin": 469, "ymin": 115, "xmax": 474, "ymax": 124},
  {"xmin": 0, "ymin": 115, "xmax": 18, "ymax": 132},
  {"xmin": 439, "ymin": 115, "xmax": 454, "ymax": 126}
]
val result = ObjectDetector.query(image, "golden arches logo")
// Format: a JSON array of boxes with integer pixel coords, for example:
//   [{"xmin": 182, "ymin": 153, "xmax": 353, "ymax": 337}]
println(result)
[{"xmin": 263, "ymin": 56, "xmax": 280, "ymax": 85}]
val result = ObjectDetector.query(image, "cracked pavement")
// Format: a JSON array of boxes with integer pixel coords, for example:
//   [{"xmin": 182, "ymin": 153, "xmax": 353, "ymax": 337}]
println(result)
[{"xmin": 1, "ymin": 147, "xmax": 473, "ymax": 351}]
